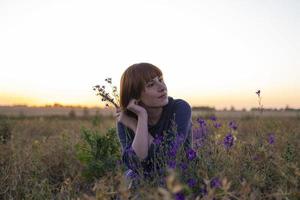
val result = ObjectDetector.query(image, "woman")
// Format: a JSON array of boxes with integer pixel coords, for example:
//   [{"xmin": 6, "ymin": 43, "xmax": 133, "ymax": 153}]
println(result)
[{"xmin": 115, "ymin": 62, "xmax": 193, "ymax": 190}]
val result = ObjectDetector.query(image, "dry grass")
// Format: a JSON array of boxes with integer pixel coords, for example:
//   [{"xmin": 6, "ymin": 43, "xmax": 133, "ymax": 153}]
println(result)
[{"xmin": 0, "ymin": 113, "xmax": 299, "ymax": 199}]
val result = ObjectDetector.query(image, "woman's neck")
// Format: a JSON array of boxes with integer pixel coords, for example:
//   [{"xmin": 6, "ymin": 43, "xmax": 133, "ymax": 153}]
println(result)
[{"xmin": 145, "ymin": 107, "xmax": 163, "ymax": 126}]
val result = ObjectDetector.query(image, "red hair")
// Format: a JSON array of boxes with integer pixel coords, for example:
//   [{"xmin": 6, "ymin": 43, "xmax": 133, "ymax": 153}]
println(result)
[{"xmin": 120, "ymin": 62, "xmax": 163, "ymax": 118}]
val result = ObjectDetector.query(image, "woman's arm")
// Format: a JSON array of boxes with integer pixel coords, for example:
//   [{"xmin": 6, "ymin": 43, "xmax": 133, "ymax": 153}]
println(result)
[
  {"xmin": 129, "ymin": 117, "xmax": 154, "ymax": 150},
  {"xmin": 117, "ymin": 120, "xmax": 155, "ymax": 173},
  {"xmin": 116, "ymin": 108, "xmax": 154, "ymax": 156},
  {"xmin": 117, "ymin": 99, "xmax": 154, "ymax": 160},
  {"xmin": 131, "ymin": 112, "xmax": 150, "ymax": 160}
]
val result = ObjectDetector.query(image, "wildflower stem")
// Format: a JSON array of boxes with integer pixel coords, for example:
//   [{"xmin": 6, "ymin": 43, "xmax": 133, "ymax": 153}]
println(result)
[{"xmin": 93, "ymin": 79, "xmax": 120, "ymax": 109}]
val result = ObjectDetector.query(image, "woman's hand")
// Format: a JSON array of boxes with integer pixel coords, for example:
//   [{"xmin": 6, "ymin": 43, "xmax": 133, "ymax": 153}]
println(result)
[
  {"xmin": 115, "ymin": 107, "xmax": 137, "ymax": 132},
  {"xmin": 126, "ymin": 99, "xmax": 147, "ymax": 117},
  {"xmin": 116, "ymin": 100, "xmax": 154, "ymax": 149}
]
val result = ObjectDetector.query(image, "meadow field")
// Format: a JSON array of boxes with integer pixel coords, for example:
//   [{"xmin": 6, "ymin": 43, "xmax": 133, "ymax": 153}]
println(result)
[{"xmin": 0, "ymin": 109, "xmax": 299, "ymax": 199}]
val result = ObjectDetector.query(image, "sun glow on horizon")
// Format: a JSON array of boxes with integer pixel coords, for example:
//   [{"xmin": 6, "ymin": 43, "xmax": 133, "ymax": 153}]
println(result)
[{"xmin": 1, "ymin": 0, "xmax": 299, "ymax": 109}]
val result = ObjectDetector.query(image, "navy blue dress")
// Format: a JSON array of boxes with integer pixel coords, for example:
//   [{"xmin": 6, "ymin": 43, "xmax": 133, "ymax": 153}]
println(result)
[{"xmin": 117, "ymin": 96, "xmax": 193, "ymax": 187}]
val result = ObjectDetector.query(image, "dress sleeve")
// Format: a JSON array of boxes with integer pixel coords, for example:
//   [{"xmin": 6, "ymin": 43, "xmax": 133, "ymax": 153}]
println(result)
[{"xmin": 116, "ymin": 122, "xmax": 155, "ymax": 174}]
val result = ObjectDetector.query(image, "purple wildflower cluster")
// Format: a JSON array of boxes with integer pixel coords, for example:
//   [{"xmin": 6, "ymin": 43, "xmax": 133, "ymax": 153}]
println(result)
[
  {"xmin": 167, "ymin": 160, "xmax": 176, "ymax": 169},
  {"xmin": 223, "ymin": 133, "xmax": 234, "ymax": 148},
  {"xmin": 153, "ymin": 134, "xmax": 164, "ymax": 145},
  {"xmin": 253, "ymin": 154, "xmax": 260, "ymax": 161},
  {"xmin": 229, "ymin": 121, "xmax": 238, "ymax": 130},
  {"xmin": 221, "ymin": 120, "xmax": 238, "ymax": 149},
  {"xmin": 211, "ymin": 116, "xmax": 222, "ymax": 129},
  {"xmin": 179, "ymin": 162, "xmax": 188, "ymax": 171},
  {"xmin": 187, "ymin": 178, "xmax": 197, "ymax": 188},
  {"xmin": 168, "ymin": 134, "xmax": 185, "ymax": 158},
  {"xmin": 193, "ymin": 116, "xmax": 224, "ymax": 149},
  {"xmin": 197, "ymin": 118, "xmax": 207, "ymax": 127},
  {"xmin": 186, "ymin": 148, "xmax": 197, "ymax": 161},
  {"xmin": 268, "ymin": 133, "xmax": 275, "ymax": 145},
  {"xmin": 214, "ymin": 122, "xmax": 222, "ymax": 129},
  {"xmin": 126, "ymin": 169, "xmax": 139, "ymax": 179},
  {"xmin": 166, "ymin": 134, "xmax": 197, "ymax": 171},
  {"xmin": 168, "ymin": 147, "xmax": 177, "ymax": 158},
  {"xmin": 210, "ymin": 116, "xmax": 217, "ymax": 121},
  {"xmin": 175, "ymin": 192, "xmax": 185, "ymax": 200},
  {"xmin": 166, "ymin": 159, "xmax": 194, "ymax": 177},
  {"xmin": 193, "ymin": 118, "xmax": 208, "ymax": 149},
  {"xmin": 210, "ymin": 177, "xmax": 222, "ymax": 189}
]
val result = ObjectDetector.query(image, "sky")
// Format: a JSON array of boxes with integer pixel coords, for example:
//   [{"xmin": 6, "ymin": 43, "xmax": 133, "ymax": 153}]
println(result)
[{"xmin": 0, "ymin": 0, "xmax": 299, "ymax": 110}]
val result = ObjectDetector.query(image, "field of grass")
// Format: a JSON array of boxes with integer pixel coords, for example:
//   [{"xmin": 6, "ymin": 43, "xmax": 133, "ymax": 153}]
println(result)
[{"xmin": 0, "ymin": 112, "xmax": 299, "ymax": 199}]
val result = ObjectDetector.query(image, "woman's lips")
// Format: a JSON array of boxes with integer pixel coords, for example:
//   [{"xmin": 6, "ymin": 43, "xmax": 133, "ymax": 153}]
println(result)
[{"xmin": 158, "ymin": 94, "xmax": 167, "ymax": 99}]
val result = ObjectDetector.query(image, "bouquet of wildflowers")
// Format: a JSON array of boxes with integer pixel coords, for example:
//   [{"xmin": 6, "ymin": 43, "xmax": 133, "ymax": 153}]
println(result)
[{"xmin": 93, "ymin": 78, "xmax": 120, "ymax": 109}]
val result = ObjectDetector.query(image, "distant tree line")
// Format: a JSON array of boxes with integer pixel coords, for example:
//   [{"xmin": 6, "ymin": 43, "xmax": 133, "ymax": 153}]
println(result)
[
  {"xmin": 192, "ymin": 106, "xmax": 300, "ymax": 112},
  {"xmin": 192, "ymin": 106, "xmax": 216, "ymax": 111},
  {"xmin": 251, "ymin": 107, "xmax": 300, "ymax": 112}
]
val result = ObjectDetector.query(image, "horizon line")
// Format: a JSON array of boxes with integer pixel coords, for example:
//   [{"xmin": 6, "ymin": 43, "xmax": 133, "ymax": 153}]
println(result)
[{"xmin": 0, "ymin": 103, "xmax": 299, "ymax": 111}]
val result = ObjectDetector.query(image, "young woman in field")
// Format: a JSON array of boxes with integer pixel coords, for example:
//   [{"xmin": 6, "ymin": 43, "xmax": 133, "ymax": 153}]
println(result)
[{"xmin": 115, "ymin": 62, "xmax": 194, "ymax": 190}]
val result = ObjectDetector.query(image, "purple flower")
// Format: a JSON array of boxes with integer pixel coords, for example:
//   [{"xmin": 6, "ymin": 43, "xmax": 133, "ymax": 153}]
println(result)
[
  {"xmin": 214, "ymin": 122, "xmax": 222, "ymax": 129},
  {"xmin": 126, "ymin": 170, "xmax": 139, "ymax": 179},
  {"xmin": 175, "ymin": 192, "xmax": 185, "ymax": 200},
  {"xmin": 153, "ymin": 134, "xmax": 164, "ymax": 145},
  {"xmin": 196, "ymin": 118, "xmax": 206, "ymax": 127},
  {"xmin": 210, "ymin": 177, "xmax": 221, "ymax": 189},
  {"xmin": 167, "ymin": 160, "xmax": 176, "ymax": 169},
  {"xmin": 179, "ymin": 162, "xmax": 188, "ymax": 171},
  {"xmin": 192, "ymin": 124, "xmax": 208, "ymax": 149},
  {"xmin": 168, "ymin": 147, "xmax": 178, "ymax": 157},
  {"xmin": 229, "ymin": 121, "xmax": 238, "ymax": 130},
  {"xmin": 186, "ymin": 148, "xmax": 197, "ymax": 160},
  {"xmin": 210, "ymin": 116, "xmax": 217, "ymax": 121},
  {"xmin": 168, "ymin": 135, "xmax": 184, "ymax": 157},
  {"xmin": 253, "ymin": 154, "xmax": 260, "ymax": 161},
  {"xmin": 187, "ymin": 178, "xmax": 197, "ymax": 188},
  {"xmin": 223, "ymin": 133, "xmax": 234, "ymax": 148},
  {"xmin": 268, "ymin": 134, "xmax": 275, "ymax": 144},
  {"xmin": 193, "ymin": 127, "xmax": 206, "ymax": 140}
]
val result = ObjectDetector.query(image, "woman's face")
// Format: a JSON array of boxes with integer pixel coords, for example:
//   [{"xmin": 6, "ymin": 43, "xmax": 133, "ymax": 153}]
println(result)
[{"xmin": 139, "ymin": 75, "xmax": 168, "ymax": 108}]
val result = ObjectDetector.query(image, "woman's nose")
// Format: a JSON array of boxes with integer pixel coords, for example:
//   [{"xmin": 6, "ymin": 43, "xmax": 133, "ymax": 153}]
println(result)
[{"xmin": 158, "ymin": 83, "xmax": 166, "ymax": 92}]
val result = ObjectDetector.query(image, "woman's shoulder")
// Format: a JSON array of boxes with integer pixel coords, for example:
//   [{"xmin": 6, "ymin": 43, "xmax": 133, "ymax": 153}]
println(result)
[
  {"xmin": 172, "ymin": 98, "xmax": 192, "ymax": 111},
  {"xmin": 166, "ymin": 97, "xmax": 191, "ymax": 115}
]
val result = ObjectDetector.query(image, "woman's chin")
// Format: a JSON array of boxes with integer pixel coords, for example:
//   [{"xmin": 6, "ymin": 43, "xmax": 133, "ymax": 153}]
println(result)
[{"xmin": 161, "ymin": 98, "xmax": 169, "ymax": 106}]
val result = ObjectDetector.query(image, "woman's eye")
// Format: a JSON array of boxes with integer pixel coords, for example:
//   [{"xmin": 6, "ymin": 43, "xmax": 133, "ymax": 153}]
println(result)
[
  {"xmin": 147, "ymin": 77, "xmax": 163, "ymax": 87},
  {"xmin": 147, "ymin": 83, "xmax": 154, "ymax": 87}
]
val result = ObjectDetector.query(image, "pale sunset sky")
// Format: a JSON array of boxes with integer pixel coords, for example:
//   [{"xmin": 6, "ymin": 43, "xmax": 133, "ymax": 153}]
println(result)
[{"xmin": 0, "ymin": 0, "xmax": 299, "ymax": 110}]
